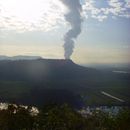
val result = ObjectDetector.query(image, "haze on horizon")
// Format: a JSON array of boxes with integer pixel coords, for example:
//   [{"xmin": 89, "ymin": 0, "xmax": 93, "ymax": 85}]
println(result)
[{"xmin": 0, "ymin": 0, "xmax": 130, "ymax": 65}]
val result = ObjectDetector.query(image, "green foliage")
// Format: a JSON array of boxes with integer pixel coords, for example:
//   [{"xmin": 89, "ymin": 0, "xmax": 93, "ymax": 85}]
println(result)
[
  {"xmin": 37, "ymin": 104, "xmax": 86, "ymax": 130},
  {"xmin": 0, "ymin": 105, "xmax": 35, "ymax": 130},
  {"xmin": 0, "ymin": 104, "xmax": 130, "ymax": 130},
  {"xmin": 116, "ymin": 108, "xmax": 130, "ymax": 130},
  {"xmin": 85, "ymin": 110, "xmax": 117, "ymax": 130}
]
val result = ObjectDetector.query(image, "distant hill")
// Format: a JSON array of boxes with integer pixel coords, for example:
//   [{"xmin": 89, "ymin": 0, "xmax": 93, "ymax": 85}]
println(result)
[
  {"xmin": 0, "ymin": 55, "xmax": 42, "ymax": 60},
  {"xmin": 0, "ymin": 58, "xmax": 129, "ymax": 107}
]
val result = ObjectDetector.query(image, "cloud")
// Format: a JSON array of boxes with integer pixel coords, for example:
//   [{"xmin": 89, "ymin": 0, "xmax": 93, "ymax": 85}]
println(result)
[
  {"xmin": 82, "ymin": 0, "xmax": 130, "ymax": 21},
  {"xmin": 92, "ymin": 15, "xmax": 107, "ymax": 22},
  {"xmin": 0, "ymin": 0, "xmax": 66, "ymax": 32},
  {"xmin": 0, "ymin": 0, "xmax": 130, "ymax": 33}
]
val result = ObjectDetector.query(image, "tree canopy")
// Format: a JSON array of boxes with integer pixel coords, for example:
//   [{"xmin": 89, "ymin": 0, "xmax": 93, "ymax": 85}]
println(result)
[{"xmin": 0, "ymin": 104, "xmax": 130, "ymax": 130}]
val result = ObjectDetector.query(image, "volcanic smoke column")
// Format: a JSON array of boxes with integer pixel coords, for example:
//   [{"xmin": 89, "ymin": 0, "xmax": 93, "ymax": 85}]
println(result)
[{"xmin": 60, "ymin": 0, "xmax": 83, "ymax": 59}]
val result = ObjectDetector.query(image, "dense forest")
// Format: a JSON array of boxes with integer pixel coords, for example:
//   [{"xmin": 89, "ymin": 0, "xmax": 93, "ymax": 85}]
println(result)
[{"xmin": 0, "ymin": 103, "xmax": 130, "ymax": 130}]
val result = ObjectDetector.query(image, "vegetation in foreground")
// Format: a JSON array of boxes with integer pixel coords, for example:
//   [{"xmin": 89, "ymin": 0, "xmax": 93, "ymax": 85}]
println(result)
[{"xmin": 0, "ymin": 104, "xmax": 130, "ymax": 130}]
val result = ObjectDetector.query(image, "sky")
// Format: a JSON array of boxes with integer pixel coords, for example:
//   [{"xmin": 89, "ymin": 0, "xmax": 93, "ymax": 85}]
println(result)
[{"xmin": 0, "ymin": 0, "xmax": 130, "ymax": 65}]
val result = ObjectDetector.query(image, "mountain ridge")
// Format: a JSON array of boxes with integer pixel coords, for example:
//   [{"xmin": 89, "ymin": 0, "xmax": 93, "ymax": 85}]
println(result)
[{"xmin": 0, "ymin": 55, "xmax": 42, "ymax": 60}]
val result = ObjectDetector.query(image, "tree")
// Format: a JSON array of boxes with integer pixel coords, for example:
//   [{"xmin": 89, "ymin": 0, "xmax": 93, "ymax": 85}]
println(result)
[
  {"xmin": 116, "ymin": 108, "xmax": 130, "ymax": 130},
  {"xmin": 0, "ymin": 104, "xmax": 35, "ymax": 130},
  {"xmin": 37, "ymin": 104, "xmax": 86, "ymax": 130}
]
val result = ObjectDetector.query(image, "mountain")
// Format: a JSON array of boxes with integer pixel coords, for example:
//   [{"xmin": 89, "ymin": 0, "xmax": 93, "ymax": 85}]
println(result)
[
  {"xmin": 0, "ymin": 55, "xmax": 10, "ymax": 60},
  {"xmin": 0, "ymin": 55, "xmax": 42, "ymax": 60},
  {"xmin": 0, "ymin": 59, "xmax": 101, "ymax": 83},
  {"xmin": 0, "ymin": 58, "xmax": 129, "ymax": 107}
]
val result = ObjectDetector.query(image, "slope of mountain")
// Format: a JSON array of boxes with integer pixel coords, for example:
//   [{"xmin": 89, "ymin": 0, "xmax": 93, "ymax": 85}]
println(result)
[{"xmin": 0, "ymin": 59, "xmax": 129, "ymax": 107}]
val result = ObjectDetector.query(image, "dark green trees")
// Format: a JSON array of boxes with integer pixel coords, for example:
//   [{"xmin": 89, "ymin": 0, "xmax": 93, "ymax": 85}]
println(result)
[
  {"xmin": 116, "ymin": 108, "xmax": 130, "ymax": 130},
  {"xmin": 0, "ymin": 104, "xmax": 35, "ymax": 130},
  {"xmin": 0, "ymin": 103, "xmax": 130, "ymax": 130},
  {"xmin": 37, "ymin": 104, "xmax": 86, "ymax": 130}
]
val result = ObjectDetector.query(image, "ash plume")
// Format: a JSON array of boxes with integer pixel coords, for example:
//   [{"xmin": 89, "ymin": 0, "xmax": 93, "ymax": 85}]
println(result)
[{"xmin": 60, "ymin": 0, "xmax": 83, "ymax": 59}]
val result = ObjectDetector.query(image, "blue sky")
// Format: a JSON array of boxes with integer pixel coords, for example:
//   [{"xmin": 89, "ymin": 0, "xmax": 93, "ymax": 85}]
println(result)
[{"xmin": 0, "ymin": 0, "xmax": 130, "ymax": 64}]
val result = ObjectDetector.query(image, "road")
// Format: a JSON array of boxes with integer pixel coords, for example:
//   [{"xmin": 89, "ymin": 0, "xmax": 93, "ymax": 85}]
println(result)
[{"xmin": 101, "ymin": 91, "xmax": 125, "ymax": 102}]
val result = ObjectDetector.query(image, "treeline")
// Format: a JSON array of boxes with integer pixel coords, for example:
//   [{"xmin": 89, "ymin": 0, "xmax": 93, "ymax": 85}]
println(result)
[{"xmin": 0, "ymin": 104, "xmax": 130, "ymax": 130}]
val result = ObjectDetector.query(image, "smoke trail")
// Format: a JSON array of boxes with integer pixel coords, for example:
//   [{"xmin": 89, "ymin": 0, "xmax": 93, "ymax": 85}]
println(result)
[{"xmin": 60, "ymin": 0, "xmax": 83, "ymax": 59}]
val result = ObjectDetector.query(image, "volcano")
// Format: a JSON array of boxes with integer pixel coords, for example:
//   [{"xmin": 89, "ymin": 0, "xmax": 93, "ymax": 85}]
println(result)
[
  {"xmin": 0, "ymin": 58, "xmax": 129, "ymax": 107},
  {"xmin": 0, "ymin": 58, "xmax": 98, "ymax": 82}
]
